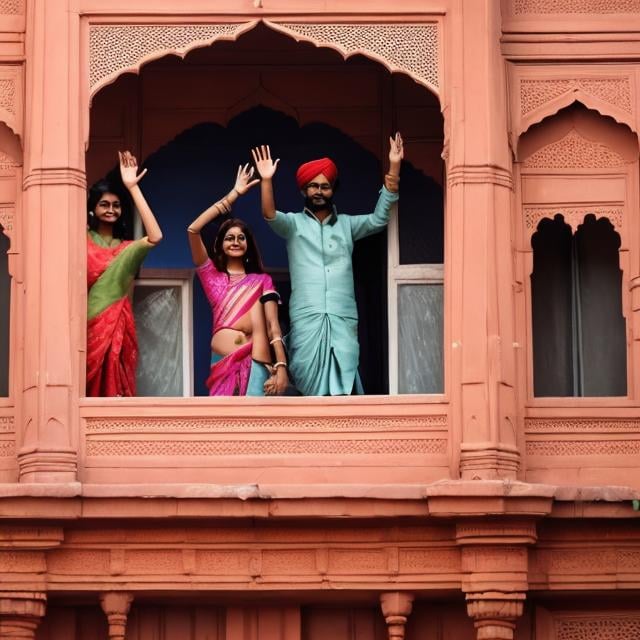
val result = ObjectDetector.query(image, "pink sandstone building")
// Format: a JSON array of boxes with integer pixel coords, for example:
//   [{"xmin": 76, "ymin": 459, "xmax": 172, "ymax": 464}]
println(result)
[{"xmin": 0, "ymin": 0, "xmax": 639, "ymax": 638}]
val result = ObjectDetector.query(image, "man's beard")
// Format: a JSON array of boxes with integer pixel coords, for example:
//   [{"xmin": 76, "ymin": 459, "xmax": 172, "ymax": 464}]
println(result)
[{"xmin": 304, "ymin": 195, "xmax": 334, "ymax": 213}]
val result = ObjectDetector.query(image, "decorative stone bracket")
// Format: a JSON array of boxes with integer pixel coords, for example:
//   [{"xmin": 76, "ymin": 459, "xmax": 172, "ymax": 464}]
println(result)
[
  {"xmin": 380, "ymin": 592, "xmax": 414, "ymax": 640},
  {"xmin": 100, "ymin": 592, "xmax": 133, "ymax": 640},
  {"xmin": 466, "ymin": 591, "xmax": 525, "ymax": 640}
]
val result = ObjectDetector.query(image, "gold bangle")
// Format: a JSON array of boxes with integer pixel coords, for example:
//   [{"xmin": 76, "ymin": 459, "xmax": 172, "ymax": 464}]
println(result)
[
  {"xmin": 385, "ymin": 173, "xmax": 400, "ymax": 182},
  {"xmin": 270, "ymin": 336, "xmax": 283, "ymax": 345}
]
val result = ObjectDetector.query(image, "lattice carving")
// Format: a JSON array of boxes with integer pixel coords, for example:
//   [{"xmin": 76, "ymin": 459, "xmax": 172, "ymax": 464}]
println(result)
[
  {"xmin": 47, "ymin": 550, "xmax": 110, "ymax": 574},
  {"xmin": 89, "ymin": 23, "xmax": 253, "ymax": 93},
  {"xmin": 197, "ymin": 550, "xmax": 249, "ymax": 574},
  {"xmin": 0, "ymin": 0, "xmax": 23, "ymax": 14},
  {"xmin": 124, "ymin": 550, "xmax": 183, "ymax": 574},
  {"xmin": 90, "ymin": 21, "xmax": 440, "ymax": 97},
  {"xmin": 616, "ymin": 549, "xmax": 640, "ymax": 568},
  {"xmin": 0, "ymin": 417, "xmax": 14, "ymax": 432},
  {"xmin": 270, "ymin": 22, "xmax": 439, "ymax": 90},
  {"xmin": 520, "ymin": 78, "xmax": 632, "ymax": 115},
  {"xmin": 0, "ymin": 78, "xmax": 15, "ymax": 115},
  {"xmin": 515, "ymin": 0, "xmax": 640, "ymax": 13},
  {"xmin": 85, "ymin": 414, "xmax": 447, "ymax": 433},
  {"xmin": 0, "ymin": 441, "xmax": 14, "ymax": 457},
  {"xmin": 556, "ymin": 617, "xmax": 640, "ymax": 640},
  {"xmin": 526, "ymin": 418, "xmax": 640, "ymax": 432},
  {"xmin": 523, "ymin": 130, "xmax": 625, "ymax": 168},
  {"xmin": 86, "ymin": 438, "xmax": 447, "ymax": 456},
  {"xmin": 524, "ymin": 208, "xmax": 623, "ymax": 233},
  {"xmin": 548, "ymin": 549, "xmax": 615, "ymax": 572},
  {"xmin": 329, "ymin": 549, "xmax": 387, "ymax": 572},
  {"xmin": 527, "ymin": 440, "xmax": 640, "ymax": 455}
]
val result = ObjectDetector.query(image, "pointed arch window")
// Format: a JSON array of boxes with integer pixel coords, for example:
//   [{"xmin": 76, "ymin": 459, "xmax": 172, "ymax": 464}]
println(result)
[{"xmin": 531, "ymin": 214, "xmax": 626, "ymax": 397}]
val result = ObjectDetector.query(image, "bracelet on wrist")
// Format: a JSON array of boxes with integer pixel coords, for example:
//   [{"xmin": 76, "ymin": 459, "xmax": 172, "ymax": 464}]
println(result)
[{"xmin": 273, "ymin": 361, "xmax": 287, "ymax": 370}]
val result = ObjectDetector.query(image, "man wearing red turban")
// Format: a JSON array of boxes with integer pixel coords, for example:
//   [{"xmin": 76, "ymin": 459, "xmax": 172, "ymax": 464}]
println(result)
[{"xmin": 252, "ymin": 134, "xmax": 403, "ymax": 395}]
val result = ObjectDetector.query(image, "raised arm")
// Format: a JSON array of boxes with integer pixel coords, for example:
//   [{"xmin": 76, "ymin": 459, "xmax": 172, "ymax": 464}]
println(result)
[
  {"xmin": 119, "ymin": 150, "xmax": 163, "ymax": 245},
  {"xmin": 187, "ymin": 164, "xmax": 259, "ymax": 267},
  {"xmin": 251, "ymin": 145, "xmax": 279, "ymax": 220},
  {"xmin": 384, "ymin": 132, "xmax": 403, "ymax": 193}
]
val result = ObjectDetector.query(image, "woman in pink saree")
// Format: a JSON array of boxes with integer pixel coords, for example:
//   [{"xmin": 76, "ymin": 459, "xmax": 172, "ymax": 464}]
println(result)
[{"xmin": 187, "ymin": 165, "xmax": 288, "ymax": 396}]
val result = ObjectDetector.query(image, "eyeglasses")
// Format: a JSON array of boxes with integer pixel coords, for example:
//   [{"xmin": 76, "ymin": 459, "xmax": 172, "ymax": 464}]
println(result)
[
  {"xmin": 305, "ymin": 182, "xmax": 332, "ymax": 192},
  {"xmin": 97, "ymin": 200, "xmax": 121, "ymax": 211}
]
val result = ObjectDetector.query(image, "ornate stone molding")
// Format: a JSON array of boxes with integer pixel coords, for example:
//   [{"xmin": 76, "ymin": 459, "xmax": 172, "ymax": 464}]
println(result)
[
  {"xmin": 524, "ymin": 207, "xmax": 623, "ymax": 234},
  {"xmin": 459, "ymin": 445, "xmax": 520, "ymax": 480},
  {"xmin": 448, "ymin": 165, "xmax": 513, "ymax": 189},
  {"xmin": 0, "ymin": 416, "xmax": 14, "ymax": 432},
  {"xmin": 527, "ymin": 440, "xmax": 640, "ymax": 456},
  {"xmin": 85, "ymin": 414, "xmax": 447, "ymax": 433},
  {"xmin": 22, "ymin": 167, "xmax": 86, "ymax": 189},
  {"xmin": 523, "ymin": 130, "xmax": 625, "ymax": 169},
  {"xmin": 85, "ymin": 437, "xmax": 448, "ymax": 457},
  {"xmin": 89, "ymin": 20, "xmax": 440, "ymax": 98},
  {"xmin": 266, "ymin": 22, "xmax": 439, "ymax": 92},
  {"xmin": 525, "ymin": 417, "xmax": 640, "ymax": 432},
  {"xmin": 514, "ymin": 0, "xmax": 640, "ymax": 14}
]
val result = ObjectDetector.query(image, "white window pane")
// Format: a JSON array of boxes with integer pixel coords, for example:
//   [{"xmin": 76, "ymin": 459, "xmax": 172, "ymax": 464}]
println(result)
[
  {"xmin": 133, "ymin": 285, "xmax": 183, "ymax": 397},
  {"xmin": 398, "ymin": 284, "xmax": 443, "ymax": 394}
]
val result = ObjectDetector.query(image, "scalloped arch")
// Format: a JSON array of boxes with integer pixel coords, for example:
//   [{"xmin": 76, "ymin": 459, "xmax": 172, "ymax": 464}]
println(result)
[
  {"xmin": 88, "ymin": 19, "xmax": 441, "ymax": 101},
  {"xmin": 516, "ymin": 90, "xmax": 636, "ymax": 151}
]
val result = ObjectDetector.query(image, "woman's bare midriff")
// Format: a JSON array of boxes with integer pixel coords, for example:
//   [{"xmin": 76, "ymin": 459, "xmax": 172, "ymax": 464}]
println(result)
[{"xmin": 211, "ymin": 300, "xmax": 271, "ymax": 362}]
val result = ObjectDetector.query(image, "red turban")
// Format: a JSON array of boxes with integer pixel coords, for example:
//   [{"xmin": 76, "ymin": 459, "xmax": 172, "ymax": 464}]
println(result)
[{"xmin": 295, "ymin": 158, "xmax": 338, "ymax": 189}]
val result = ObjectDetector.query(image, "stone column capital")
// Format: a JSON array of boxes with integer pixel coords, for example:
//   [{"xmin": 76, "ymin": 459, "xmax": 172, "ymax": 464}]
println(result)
[
  {"xmin": 380, "ymin": 592, "xmax": 414, "ymax": 640},
  {"xmin": 466, "ymin": 591, "xmax": 525, "ymax": 640},
  {"xmin": 0, "ymin": 591, "xmax": 46, "ymax": 639},
  {"xmin": 100, "ymin": 592, "xmax": 133, "ymax": 640}
]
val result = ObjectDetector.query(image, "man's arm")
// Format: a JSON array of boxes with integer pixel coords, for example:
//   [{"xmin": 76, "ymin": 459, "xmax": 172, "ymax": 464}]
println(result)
[
  {"xmin": 350, "ymin": 132, "xmax": 404, "ymax": 241},
  {"xmin": 252, "ymin": 145, "xmax": 279, "ymax": 220}
]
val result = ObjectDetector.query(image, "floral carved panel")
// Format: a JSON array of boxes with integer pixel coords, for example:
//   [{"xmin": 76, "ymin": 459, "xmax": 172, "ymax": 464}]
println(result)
[
  {"xmin": 554, "ymin": 615, "xmax": 640, "ymax": 640},
  {"xmin": 89, "ymin": 21, "xmax": 440, "ymax": 98},
  {"xmin": 524, "ymin": 207, "xmax": 623, "ymax": 234},
  {"xmin": 0, "ymin": 66, "xmax": 21, "ymax": 138}
]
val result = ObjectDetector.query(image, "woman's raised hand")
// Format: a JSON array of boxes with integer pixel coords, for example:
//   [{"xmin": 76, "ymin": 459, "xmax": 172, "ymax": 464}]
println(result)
[
  {"xmin": 233, "ymin": 163, "xmax": 260, "ymax": 195},
  {"xmin": 251, "ymin": 145, "xmax": 280, "ymax": 180},
  {"xmin": 119, "ymin": 151, "xmax": 148, "ymax": 190},
  {"xmin": 389, "ymin": 132, "xmax": 404, "ymax": 164}
]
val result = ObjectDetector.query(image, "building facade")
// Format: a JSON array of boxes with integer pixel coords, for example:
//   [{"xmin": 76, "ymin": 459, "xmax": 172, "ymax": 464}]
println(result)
[{"xmin": 0, "ymin": 0, "xmax": 639, "ymax": 638}]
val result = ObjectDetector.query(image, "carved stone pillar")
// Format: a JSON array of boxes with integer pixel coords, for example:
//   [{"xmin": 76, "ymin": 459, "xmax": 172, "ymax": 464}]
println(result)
[
  {"xmin": 630, "ymin": 276, "xmax": 640, "ymax": 399},
  {"xmin": 466, "ymin": 592, "xmax": 525, "ymax": 640},
  {"xmin": 457, "ymin": 520, "xmax": 534, "ymax": 640},
  {"xmin": 448, "ymin": 0, "xmax": 519, "ymax": 479},
  {"xmin": 0, "ymin": 592, "xmax": 46, "ymax": 639},
  {"xmin": 18, "ymin": 0, "xmax": 84, "ymax": 481},
  {"xmin": 380, "ymin": 592, "xmax": 414, "ymax": 640},
  {"xmin": 100, "ymin": 592, "xmax": 133, "ymax": 640}
]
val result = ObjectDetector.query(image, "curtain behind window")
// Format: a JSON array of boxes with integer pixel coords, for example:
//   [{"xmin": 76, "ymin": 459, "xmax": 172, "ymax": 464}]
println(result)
[{"xmin": 531, "ymin": 214, "xmax": 626, "ymax": 397}]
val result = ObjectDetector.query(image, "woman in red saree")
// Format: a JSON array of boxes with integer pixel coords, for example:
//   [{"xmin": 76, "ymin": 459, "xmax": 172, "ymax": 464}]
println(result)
[
  {"xmin": 187, "ymin": 165, "xmax": 288, "ymax": 396},
  {"xmin": 86, "ymin": 151, "xmax": 163, "ymax": 397}
]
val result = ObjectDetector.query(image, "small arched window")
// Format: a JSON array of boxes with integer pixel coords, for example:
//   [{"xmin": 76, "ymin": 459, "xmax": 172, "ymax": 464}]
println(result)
[{"xmin": 531, "ymin": 214, "xmax": 626, "ymax": 397}]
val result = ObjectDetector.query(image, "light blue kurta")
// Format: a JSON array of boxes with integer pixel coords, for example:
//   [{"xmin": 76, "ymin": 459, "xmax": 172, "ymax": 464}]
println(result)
[{"xmin": 267, "ymin": 186, "xmax": 399, "ymax": 395}]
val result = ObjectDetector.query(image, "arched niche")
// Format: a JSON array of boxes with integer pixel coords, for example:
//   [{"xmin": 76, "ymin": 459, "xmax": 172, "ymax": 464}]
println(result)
[
  {"xmin": 85, "ymin": 24, "xmax": 445, "ymax": 396},
  {"xmin": 517, "ymin": 103, "xmax": 638, "ymax": 244}
]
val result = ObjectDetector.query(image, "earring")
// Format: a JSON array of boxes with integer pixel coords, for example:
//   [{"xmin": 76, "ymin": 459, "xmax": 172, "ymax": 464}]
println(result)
[{"xmin": 89, "ymin": 211, "xmax": 94, "ymax": 217}]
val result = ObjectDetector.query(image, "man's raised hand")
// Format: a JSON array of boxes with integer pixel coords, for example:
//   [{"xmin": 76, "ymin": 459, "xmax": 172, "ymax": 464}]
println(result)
[
  {"xmin": 251, "ymin": 145, "xmax": 280, "ymax": 180},
  {"xmin": 389, "ymin": 132, "xmax": 404, "ymax": 164}
]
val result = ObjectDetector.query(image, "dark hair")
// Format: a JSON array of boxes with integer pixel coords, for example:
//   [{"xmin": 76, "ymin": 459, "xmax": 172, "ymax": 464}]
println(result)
[
  {"xmin": 212, "ymin": 218, "xmax": 264, "ymax": 275},
  {"xmin": 87, "ymin": 179, "xmax": 130, "ymax": 239}
]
